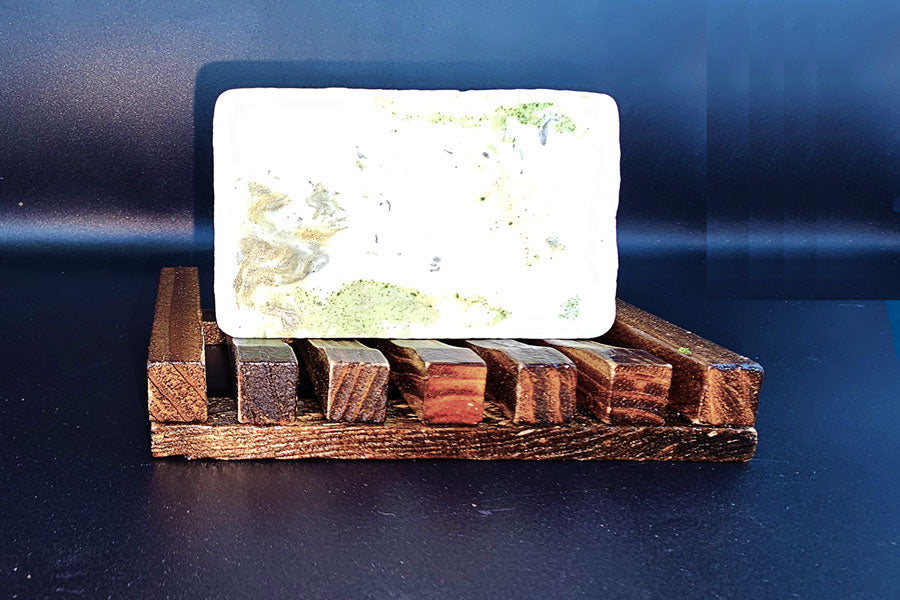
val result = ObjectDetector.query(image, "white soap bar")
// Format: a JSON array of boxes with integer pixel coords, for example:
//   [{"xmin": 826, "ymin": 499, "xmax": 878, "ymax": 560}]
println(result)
[{"xmin": 214, "ymin": 88, "xmax": 620, "ymax": 339}]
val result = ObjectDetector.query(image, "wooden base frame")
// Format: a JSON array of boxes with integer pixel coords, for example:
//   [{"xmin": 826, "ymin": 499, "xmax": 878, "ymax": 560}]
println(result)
[
  {"xmin": 151, "ymin": 396, "xmax": 756, "ymax": 461},
  {"xmin": 148, "ymin": 268, "xmax": 761, "ymax": 461}
]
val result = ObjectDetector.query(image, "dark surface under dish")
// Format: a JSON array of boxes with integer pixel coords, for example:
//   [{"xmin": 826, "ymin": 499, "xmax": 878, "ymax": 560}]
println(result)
[{"xmin": 1, "ymin": 260, "xmax": 897, "ymax": 598}]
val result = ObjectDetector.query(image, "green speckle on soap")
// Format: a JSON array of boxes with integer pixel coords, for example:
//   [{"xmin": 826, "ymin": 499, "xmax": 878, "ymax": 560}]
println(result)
[
  {"xmin": 500, "ymin": 102, "xmax": 555, "ymax": 126},
  {"xmin": 490, "ymin": 307, "xmax": 511, "ymax": 325},
  {"xmin": 272, "ymin": 280, "xmax": 441, "ymax": 337},
  {"xmin": 554, "ymin": 115, "xmax": 576, "ymax": 134},
  {"xmin": 325, "ymin": 280, "xmax": 440, "ymax": 335},
  {"xmin": 390, "ymin": 102, "xmax": 576, "ymax": 141},
  {"xmin": 451, "ymin": 292, "xmax": 511, "ymax": 326},
  {"xmin": 559, "ymin": 296, "xmax": 580, "ymax": 320},
  {"xmin": 490, "ymin": 111, "xmax": 508, "ymax": 132},
  {"xmin": 427, "ymin": 112, "xmax": 485, "ymax": 127},
  {"xmin": 491, "ymin": 102, "xmax": 577, "ymax": 141}
]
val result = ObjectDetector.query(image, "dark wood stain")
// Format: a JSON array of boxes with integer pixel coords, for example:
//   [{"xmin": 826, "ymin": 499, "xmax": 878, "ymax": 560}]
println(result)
[
  {"xmin": 146, "ymin": 273, "xmax": 763, "ymax": 462},
  {"xmin": 230, "ymin": 338, "xmax": 298, "ymax": 424},
  {"xmin": 374, "ymin": 339, "xmax": 486, "ymax": 425},
  {"xmin": 541, "ymin": 339, "xmax": 672, "ymax": 426},
  {"xmin": 146, "ymin": 267, "xmax": 207, "ymax": 423},
  {"xmin": 296, "ymin": 339, "xmax": 389, "ymax": 423},
  {"xmin": 464, "ymin": 339, "xmax": 576, "ymax": 425},
  {"xmin": 151, "ymin": 396, "xmax": 757, "ymax": 462},
  {"xmin": 599, "ymin": 299, "xmax": 763, "ymax": 426}
]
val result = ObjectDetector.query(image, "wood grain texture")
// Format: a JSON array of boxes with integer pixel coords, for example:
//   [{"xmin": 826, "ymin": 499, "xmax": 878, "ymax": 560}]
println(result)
[
  {"xmin": 201, "ymin": 309, "xmax": 227, "ymax": 345},
  {"xmin": 147, "ymin": 267, "xmax": 207, "ymax": 423},
  {"xmin": 599, "ymin": 299, "xmax": 763, "ymax": 426},
  {"xmin": 375, "ymin": 340, "xmax": 486, "ymax": 425},
  {"xmin": 464, "ymin": 340, "xmax": 576, "ymax": 425},
  {"xmin": 151, "ymin": 397, "xmax": 757, "ymax": 461},
  {"xmin": 230, "ymin": 338, "xmax": 298, "ymax": 424},
  {"xmin": 296, "ymin": 339, "xmax": 389, "ymax": 423},
  {"xmin": 542, "ymin": 340, "xmax": 671, "ymax": 425},
  {"xmin": 149, "ymin": 285, "xmax": 763, "ymax": 462}
]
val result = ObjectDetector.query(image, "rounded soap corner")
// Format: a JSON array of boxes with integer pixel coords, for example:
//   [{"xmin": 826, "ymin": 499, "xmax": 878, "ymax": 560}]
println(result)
[
  {"xmin": 599, "ymin": 92, "xmax": 619, "ymax": 113},
  {"xmin": 213, "ymin": 88, "xmax": 249, "ymax": 117}
]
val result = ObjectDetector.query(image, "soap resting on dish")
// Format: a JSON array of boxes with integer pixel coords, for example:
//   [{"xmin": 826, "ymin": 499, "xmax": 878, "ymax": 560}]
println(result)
[{"xmin": 213, "ymin": 87, "xmax": 620, "ymax": 339}]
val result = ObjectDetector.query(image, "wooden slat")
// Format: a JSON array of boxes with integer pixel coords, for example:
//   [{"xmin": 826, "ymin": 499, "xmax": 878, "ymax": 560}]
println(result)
[
  {"xmin": 150, "ymin": 397, "xmax": 757, "ymax": 461},
  {"xmin": 230, "ymin": 338, "xmax": 299, "ymax": 424},
  {"xmin": 296, "ymin": 339, "xmax": 389, "ymax": 423},
  {"xmin": 147, "ymin": 267, "xmax": 207, "ymax": 422},
  {"xmin": 464, "ymin": 339, "xmax": 576, "ymax": 425},
  {"xmin": 542, "ymin": 340, "xmax": 672, "ymax": 425},
  {"xmin": 600, "ymin": 299, "xmax": 763, "ymax": 426},
  {"xmin": 375, "ymin": 340, "xmax": 486, "ymax": 425},
  {"xmin": 150, "ymin": 289, "xmax": 763, "ymax": 462}
]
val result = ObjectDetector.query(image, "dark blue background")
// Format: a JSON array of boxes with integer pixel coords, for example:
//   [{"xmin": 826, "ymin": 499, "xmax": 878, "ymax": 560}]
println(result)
[
  {"xmin": 2, "ymin": 0, "xmax": 898, "ymax": 298},
  {"xmin": 1, "ymin": 2, "xmax": 898, "ymax": 598}
]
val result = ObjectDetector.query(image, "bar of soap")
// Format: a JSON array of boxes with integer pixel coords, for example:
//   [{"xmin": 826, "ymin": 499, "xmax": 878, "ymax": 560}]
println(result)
[{"xmin": 214, "ymin": 88, "xmax": 620, "ymax": 338}]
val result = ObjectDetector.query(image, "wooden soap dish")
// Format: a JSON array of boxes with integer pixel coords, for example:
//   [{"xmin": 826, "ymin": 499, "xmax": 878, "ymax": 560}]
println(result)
[{"xmin": 148, "ymin": 268, "xmax": 763, "ymax": 461}]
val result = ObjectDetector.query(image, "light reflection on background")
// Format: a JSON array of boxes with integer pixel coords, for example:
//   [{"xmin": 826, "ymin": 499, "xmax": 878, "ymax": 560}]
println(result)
[{"xmin": 1, "ymin": 1, "xmax": 896, "ymax": 297}]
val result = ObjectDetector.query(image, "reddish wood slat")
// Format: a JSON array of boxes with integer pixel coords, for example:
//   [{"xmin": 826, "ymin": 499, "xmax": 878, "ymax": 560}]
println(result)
[
  {"xmin": 543, "ymin": 340, "xmax": 672, "ymax": 425},
  {"xmin": 150, "ymin": 397, "xmax": 757, "ymax": 461},
  {"xmin": 464, "ymin": 339, "xmax": 576, "ymax": 425},
  {"xmin": 600, "ymin": 299, "xmax": 763, "ymax": 426},
  {"xmin": 148, "ymin": 276, "xmax": 764, "ymax": 462},
  {"xmin": 376, "ymin": 340, "xmax": 486, "ymax": 425}
]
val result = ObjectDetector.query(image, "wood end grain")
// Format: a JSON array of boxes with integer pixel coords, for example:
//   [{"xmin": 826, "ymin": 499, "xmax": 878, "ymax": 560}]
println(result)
[
  {"xmin": 464, "ymin": 339, "xmax": 576, "ymax": 425},
  {"xmin": 542, "ymin": 339, "xmax": 672, "ymax": 426},
  {"xmin": 376, "ymin": 339, "xmax": 486, "ymax": 425},
  {"xmin": 147, "ymin": 267, "xmax": 207, "ymax": 422},
  {"xmin": 230, "ymin": 338, "xmax": 299, "ymax": 424},
  {"xmin": 297, "ymin": 339, "xmax": 389, "ymax": 423},
  {"xmin": 600, "ymin": 299, "xmax": 762, "ymax": 426}
]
